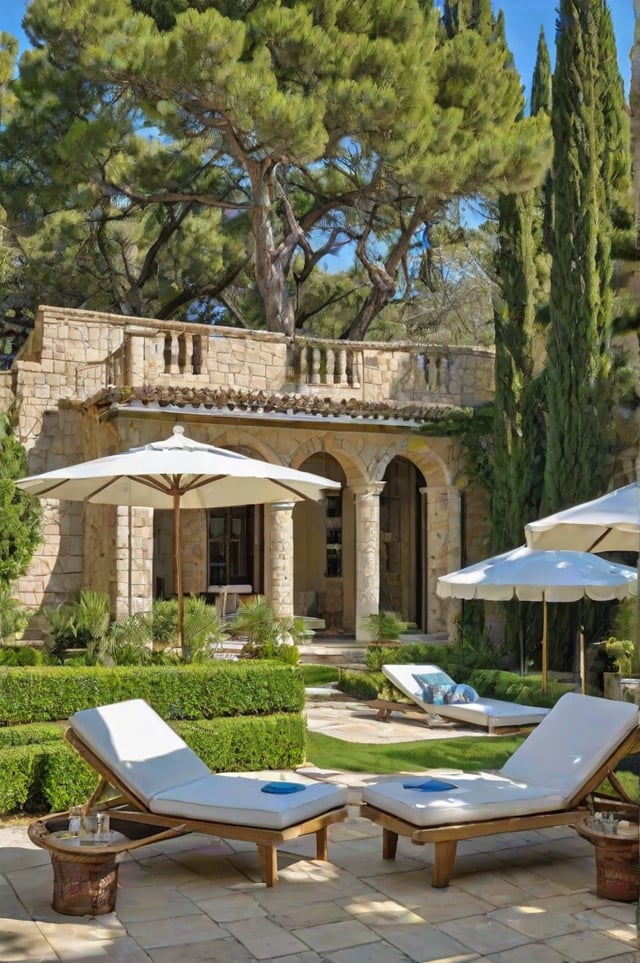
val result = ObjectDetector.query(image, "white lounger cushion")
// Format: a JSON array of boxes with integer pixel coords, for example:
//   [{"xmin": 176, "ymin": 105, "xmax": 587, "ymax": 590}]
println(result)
[
  {"xmin": 382, "ymin": 664, "xmax": 549, "ymax": 728},
  {"xmin": 69, "ymin": 699, "xmax": 348, "ymax": 830},
  {"xmin": 362, "ymin": 692, "xmax": 639, "ymax": 828},
  {"xmin": 501, "ymin": 691, "xmax": 639, "ymax": 801},
  {"xmin": 362, "ymin": 773, "xmax": 564, "ymax": 827},
  {"xmin": 151, "ymin": 774, "xmax": 348, "ymax": 830},
  {"xmin": 70, "ymin": 699, "xmax": 211, "ymax": 804}
]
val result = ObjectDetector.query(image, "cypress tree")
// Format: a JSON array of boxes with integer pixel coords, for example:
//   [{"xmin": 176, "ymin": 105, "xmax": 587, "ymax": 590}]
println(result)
[
  {"xmin": 543, "ymin": 0, "xmax": 621, "ymax": 514},
  {"xmin": 490, "ymin": 24, "xmax": 553, "ymax": 555},
  {"xmin": 530, "ymin": 29, "xmax": 553, "ymax": 255}
]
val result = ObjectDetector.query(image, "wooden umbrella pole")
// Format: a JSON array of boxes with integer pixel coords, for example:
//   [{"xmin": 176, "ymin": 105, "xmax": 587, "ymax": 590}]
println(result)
[
  {"xmin": 173, "ymin": 489, "xmax": 184, "ymax": 650},
  {"xmin": 542, "ymin": 596, "xmax": 548, "ymax": 694}
]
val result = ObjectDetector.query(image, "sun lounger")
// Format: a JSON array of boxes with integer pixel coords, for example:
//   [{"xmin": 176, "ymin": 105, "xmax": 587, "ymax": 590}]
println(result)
[
  {"xmin": 63, "ymin": 699, "xmax": 349, "ymax": 886},
  {"xmin": 360, "ymin": 692, "xmax": 640, "ymax": 887},
  {"xmin": 380, "ymin": 663, "xmax": 549, "ymax": 732}
]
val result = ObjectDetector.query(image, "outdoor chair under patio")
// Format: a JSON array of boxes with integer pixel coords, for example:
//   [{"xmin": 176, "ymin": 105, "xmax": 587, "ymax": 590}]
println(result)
[
  {"xmin": 360, "ymin": 692, "xmax": 640, "ymax": 888},
  {"xmin": 377, "ymin": 663, "xmax": 549, "ymax": 732},
  {"xmin": 61, "ymin": 698, "xmax": 349, "ymax": 887}
]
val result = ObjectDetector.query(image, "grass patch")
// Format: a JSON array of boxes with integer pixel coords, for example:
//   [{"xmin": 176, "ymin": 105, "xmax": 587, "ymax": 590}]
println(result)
[
  {"xmin": 305, "ymin": 731, "xmax": 523, "ymax": 774},
  {"xmin": 300, "ymin": 664, "xmax": 340, "ymax": 686},
  {"xmin": 305, "ymin": 733, "xmax": 640, "ymax": 803}
]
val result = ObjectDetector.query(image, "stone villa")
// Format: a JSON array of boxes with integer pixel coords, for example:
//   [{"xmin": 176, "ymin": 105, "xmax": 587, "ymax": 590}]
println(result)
[{"xmin": 0, "ymin": 306, "xmax": 495, "ymax": 639}]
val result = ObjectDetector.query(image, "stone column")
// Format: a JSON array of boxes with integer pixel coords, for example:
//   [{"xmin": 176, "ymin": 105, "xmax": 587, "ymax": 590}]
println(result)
[
  {"xmin": 424, "ymin": 485, "xmax": 461, "ymax": 634},
  {"xmin": 113, "ymin": 505, "xmax": 154, "ymax": 620},
  {"xmin": 351, "ymin": 482, "xmax": 385, "ymax": 641},
  {"xmin": 266, "ymin": 502, "xmax": 295, "ymax": 617}
]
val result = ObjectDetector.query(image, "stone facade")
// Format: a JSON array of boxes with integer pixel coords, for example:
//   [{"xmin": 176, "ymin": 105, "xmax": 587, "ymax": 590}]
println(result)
[{"xmin": 5, "ymin": 305, "xmax": 495, "ymax": 639}]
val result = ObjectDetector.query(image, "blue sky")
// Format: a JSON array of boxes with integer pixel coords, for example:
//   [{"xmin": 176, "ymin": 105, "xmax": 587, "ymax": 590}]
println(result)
[{"xmin": 1, "ymin": 1, "xmax": 635, "ymax": 98}]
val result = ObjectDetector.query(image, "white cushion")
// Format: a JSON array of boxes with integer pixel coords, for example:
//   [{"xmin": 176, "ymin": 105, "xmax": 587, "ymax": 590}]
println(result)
[
  {"xmin": 382, "ymin": 664, "xmax": 548, "ymax": 728},
  {"xmin": 362, "ymin": 773, "xmax": 564, "ymax": 828},
  {"xmin": 69, "ymin": 700, "xmax": 211, "ymax": 805},
  {"xmin": 150, "ymin": 774, "xmax": 348, "ymax": 830},
  {"xmin": 501, "ymin": 692, "xmax": 639, "ymax": 802},
  {"xmin": 363, "ymin": 692, "xmax": 639, "ymax": 829}
]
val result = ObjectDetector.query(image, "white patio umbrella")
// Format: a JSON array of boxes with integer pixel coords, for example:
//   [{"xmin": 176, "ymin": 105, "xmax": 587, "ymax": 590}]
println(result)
[
  {"xmin": 16, "ymin": 425, "xmax": 340, "ymax": 646},
  {"xmin": 436, "ymin": 546, "xmax": 638, "ymax": 692},
  {"xmin": 525, "ymin": 484, "xmax": 639, "ymax": 553}
]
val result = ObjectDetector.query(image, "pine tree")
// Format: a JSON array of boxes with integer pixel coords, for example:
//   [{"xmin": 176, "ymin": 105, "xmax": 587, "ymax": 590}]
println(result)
[
  {"xmin": 0, "ymin": 413, "xmax": 41, "ymax": 588},
  {"xmin": 0, "ymin": 0, "xmax": 550, "ymax": 340},
  {"xmin": 543, "ymin": 0, "xmax": 628, "ymax": 514}
]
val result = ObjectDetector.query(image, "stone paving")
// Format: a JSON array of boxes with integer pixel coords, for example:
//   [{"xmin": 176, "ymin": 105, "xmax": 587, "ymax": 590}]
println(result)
[{"xmin": 0, "ymin": 699, "xmax": 638, "ymax": 962}]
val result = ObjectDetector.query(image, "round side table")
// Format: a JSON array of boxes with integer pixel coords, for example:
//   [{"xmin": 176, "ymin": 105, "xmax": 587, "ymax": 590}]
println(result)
[
  {"xmin": 575, "ymin": 815, "xmax": 640, "ymax": 902},
  {"xmin": 28, "ymin": 815, "xmax": 129, "ymax": 916}
]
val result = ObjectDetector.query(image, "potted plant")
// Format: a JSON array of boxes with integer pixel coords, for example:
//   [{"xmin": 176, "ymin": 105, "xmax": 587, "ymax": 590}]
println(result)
[
  {"xmin": 361, "ymin": 611, "xmax": 407, "ymax": 646},
  {"xmin": 602, "ymin": 636, "xmax": 635, "ymax": 701}
]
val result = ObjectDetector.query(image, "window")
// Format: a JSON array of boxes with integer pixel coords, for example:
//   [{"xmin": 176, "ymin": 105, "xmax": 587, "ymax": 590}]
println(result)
[
  {"xmin": 325, "ymin": 493, "xmax": 342, "ymax": 577},
  {"xmin": 208, "ymin": 506, "xmax": 254, "ymax": 586}
]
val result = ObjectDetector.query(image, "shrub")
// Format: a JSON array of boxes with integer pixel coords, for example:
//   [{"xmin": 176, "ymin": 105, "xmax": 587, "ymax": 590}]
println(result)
[
  {"xmin": 232, "ymin": 596, "xmax": 305, "ymax": 661},
  {"xmin": 0, "ymin": 589, "xmax": 32, "ymax": 644},
  {"xmin": 0, "ymin": 662, "xmax": 305, "ymax": 724},
  {"xmin": 0, "ymin": 722, "xmax": 65, "ymax": 748},
  {"xmin": 337, "ymin": 669, "xmax": 378, "ymax": 700},
  {"xmin": 16, "ymin": 646, "xmax": 43, "ymax": 666},
  {"xmin": 361, "ymin": 611, "xmax": 407, "ymax": 642}
]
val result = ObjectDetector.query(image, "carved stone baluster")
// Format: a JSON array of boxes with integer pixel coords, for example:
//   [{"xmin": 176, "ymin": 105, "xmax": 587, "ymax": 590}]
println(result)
[
  {"xmin": 337, "ymin": 349, "xmax": 348, "ymax": 386},
  {"xmin": 311, "ymin": 346, "xmax": 322, "ymax": 384},
  {"xmin": 326, "ymin": 348, "xmax": 335, "ymax": 385}
]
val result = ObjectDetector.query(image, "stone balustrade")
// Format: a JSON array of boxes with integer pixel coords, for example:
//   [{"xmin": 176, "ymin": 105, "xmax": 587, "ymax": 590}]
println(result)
[{"xmin": 19, "ymin": 307, "xmax": 495, "ymax": 408}]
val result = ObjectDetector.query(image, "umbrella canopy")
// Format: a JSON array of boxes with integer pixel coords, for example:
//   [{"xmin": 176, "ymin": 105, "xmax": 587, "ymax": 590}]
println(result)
[
  {"xmin": 17, "ymin": 425, "xmax": 340, "ymax": 645},
  {"xmin": 524, "ymin": 484, "xmax": 639, "ymax": 553},
  {"xmin": 437, "ymin": 546, "xmax": 638, "ymax": 690}
]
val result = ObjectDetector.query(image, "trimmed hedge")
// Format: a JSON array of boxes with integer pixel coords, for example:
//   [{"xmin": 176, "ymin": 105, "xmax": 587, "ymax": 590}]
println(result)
[
  {"xmin": 0, "ymin": 722, "xmax": 66, "ymax": 748},
  {"xmin": 0, "ymin": 713, "xmax": 308, "ymax": 815},
  {"xmin": 0, "ymin": 662, "xmax": 305, "ymax": 725},
  {"xmin": 348, "ymin": 662, "xmax": 574, "ymax": 709},
  {"xmin": 469, "ymin": 669, "xmax": 575, "ymax": 707}
]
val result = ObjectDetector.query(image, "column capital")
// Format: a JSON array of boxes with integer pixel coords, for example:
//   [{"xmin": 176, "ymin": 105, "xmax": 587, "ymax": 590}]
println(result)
[
  {"xmin": 349, "ymin": 481, "xmax": 386, "ymax": 499},
  {"xmin": 268, "ymin": 501, "xmax": 296, "ymax": 513}
]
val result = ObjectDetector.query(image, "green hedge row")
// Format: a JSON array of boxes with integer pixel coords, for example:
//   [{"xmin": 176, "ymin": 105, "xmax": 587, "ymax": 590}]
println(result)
[
  {"xmin": 340, "ymin": 663, "xmax": 574, "ymax": 709},
  {"xmin": 0, "ymin": 723, "xmax": 66, "ymax": 748},
  {"xmin": 0, "ymin": 713, "xmax": 307, "ymax": 815},
  {"xmin": 468, "ymin": 669, "xmax": 575, "ymax": 707},
  {"xmin": 0, "ymin": 663, "xmax": 305, "ymax": 725}
]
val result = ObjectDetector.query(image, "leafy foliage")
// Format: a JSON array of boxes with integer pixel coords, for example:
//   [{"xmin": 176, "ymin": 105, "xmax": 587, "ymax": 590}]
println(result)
[
  {"xmin": 0, "ymin": 0, "xmax": 550, "ymax": 340},
  {"xmin": 231, "ymin": 596, "xmax": 304, "ymax": 663},
  {"xmin": 0, "ymin": 412, "xmax": 41, "ymax": 588}
]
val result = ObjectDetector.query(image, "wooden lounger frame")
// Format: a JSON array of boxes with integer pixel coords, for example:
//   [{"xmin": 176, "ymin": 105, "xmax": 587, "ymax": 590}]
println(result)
[
  {"xmin": 65, "ymin": 728, "xmax": 348, "ymax": 887},
  {"xmin": 360, "ymin": 726, "xmax": 640, "ymax": 888}
]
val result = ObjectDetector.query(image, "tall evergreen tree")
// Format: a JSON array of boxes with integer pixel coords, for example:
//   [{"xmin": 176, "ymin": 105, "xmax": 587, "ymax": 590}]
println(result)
[
  {"xmin": 530, "ymin": 28, "xmax": 553, "ymax": 256},
  {"xmin": 0, "ymin": 412, "xmax": 41, "ymax": 588},
  {"xmin": 543, "ymin": 0, "xmax": 628, "ymax": 515}
]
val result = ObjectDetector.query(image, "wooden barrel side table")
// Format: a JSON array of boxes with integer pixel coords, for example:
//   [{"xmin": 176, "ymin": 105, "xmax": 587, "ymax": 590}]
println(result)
[{"xmin": 575, "ymin": 815, "xmax": 640, "ymax": 902}]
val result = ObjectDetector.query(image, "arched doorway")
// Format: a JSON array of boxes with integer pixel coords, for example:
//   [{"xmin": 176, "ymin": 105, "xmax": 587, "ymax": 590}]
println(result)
[{"xmin": 380, "ymin": 457, "xmax": 426, "ymax": 630}]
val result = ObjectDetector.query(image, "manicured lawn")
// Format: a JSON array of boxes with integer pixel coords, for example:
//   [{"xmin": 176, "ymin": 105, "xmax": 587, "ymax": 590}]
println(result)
[
  {"xmin": 305, "ymin": 731, "xmax": 523, "ymax": 774},
  {"xmin": 305, "ymin": 731, "xmax": 640, "ymax": 802}
]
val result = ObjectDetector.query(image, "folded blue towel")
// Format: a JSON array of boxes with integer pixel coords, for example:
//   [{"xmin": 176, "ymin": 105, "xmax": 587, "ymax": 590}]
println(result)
[
  {"xmin": 261, "ymin": 781, "xmax": 306, "ymax": 794},
  {"xmin": 402, "ymin": 778, "xmax": 457, "ymax": 792}
]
